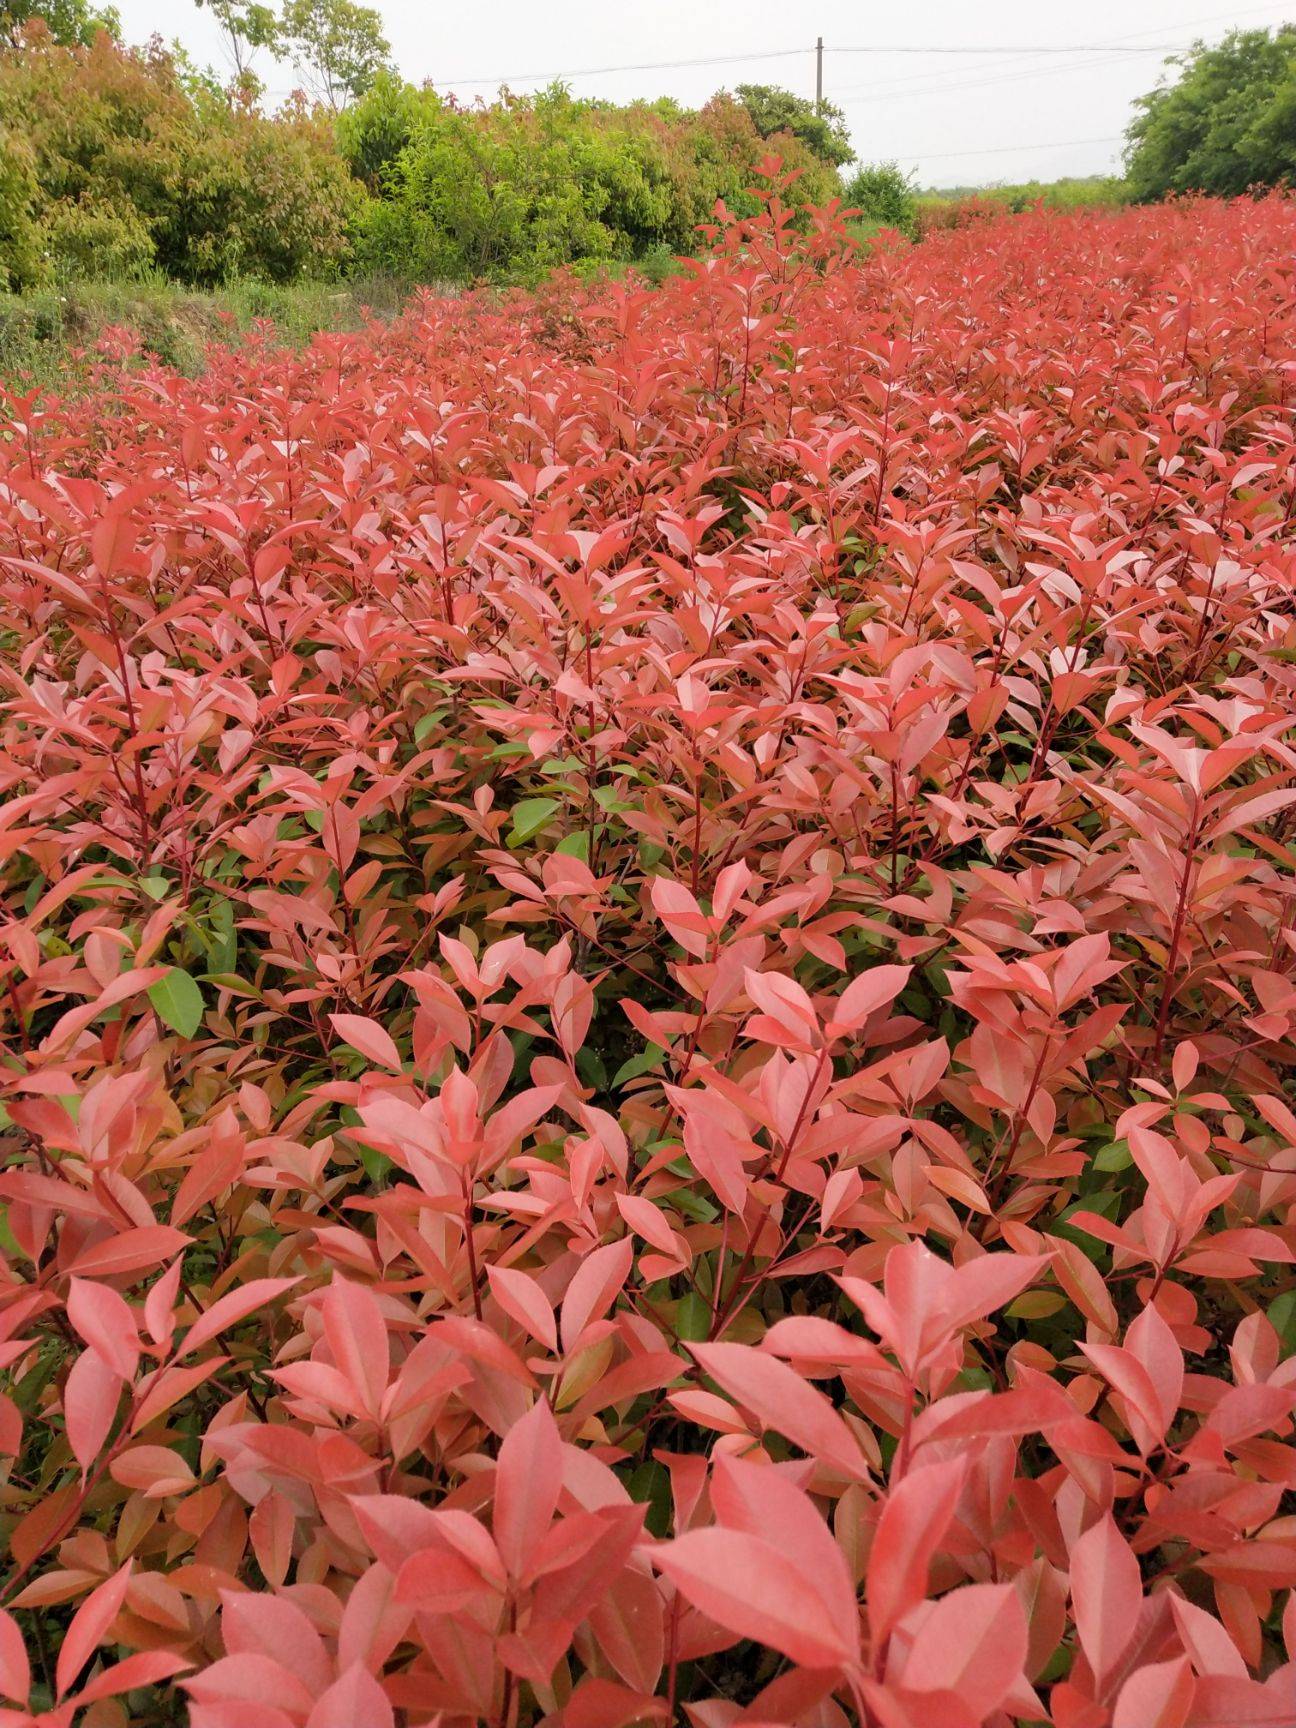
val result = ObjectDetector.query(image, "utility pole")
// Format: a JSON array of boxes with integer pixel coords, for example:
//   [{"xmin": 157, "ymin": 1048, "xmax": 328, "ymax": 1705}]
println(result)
[{"xmin": 815, "ymin": 36, "xmax": 824, "ymax": 114}]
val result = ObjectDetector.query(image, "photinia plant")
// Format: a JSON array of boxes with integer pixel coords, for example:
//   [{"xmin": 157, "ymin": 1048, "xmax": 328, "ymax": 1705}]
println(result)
[{"xmin": 2, "ymin": 171, "xmax": 1296, "ymax": 1726}]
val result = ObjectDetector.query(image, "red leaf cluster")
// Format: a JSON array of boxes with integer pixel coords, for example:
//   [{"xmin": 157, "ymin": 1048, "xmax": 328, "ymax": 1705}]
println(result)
[{"xmin": 2, "ymin": 179, "xmax": 1296, "ymax": 1727}]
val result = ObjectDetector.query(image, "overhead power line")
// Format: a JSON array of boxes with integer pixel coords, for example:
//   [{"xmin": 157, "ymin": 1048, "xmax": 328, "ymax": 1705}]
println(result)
[
  {"xmin": 433, "ymin": 6, "xmax": 1293, "ymax": 93},
  {"xmin": 836, "ymin": 49, "xmax": 1156, "ymax": 106},
  {"xmin": 830, "ymin": 5, "xmax": 1292, "ymax": 111},
  {"xmin": 435, "ymin": 39, "xmax": 1195, "ymax": 89},
  {"xmin": 440, "ymin": 47, "xmax": 808, "ymax": 87},
  {"xmin": 898, "ymin": 133, "xmax": 1124, "ymax": 163},
  {"xmin": 832, "ymin": 43, "xmax": 1181, "ymax": 54}
]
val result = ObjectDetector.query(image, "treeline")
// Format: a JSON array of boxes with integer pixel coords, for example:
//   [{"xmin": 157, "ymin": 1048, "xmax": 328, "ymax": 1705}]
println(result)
[
  {"xmin": 1125, "ymin": 24, "xmax": 1296, "ymax": 200},
  {"xmin": 5, "ymin": 4, "xmax": 1296, "ymax": 298},
  {"xmin": 341, "ymin": 77, "xmax": 845, "ymax": 283},
  {"xmin": 0, "ymin": 0, "xmax": 850, "ymax": 291},
  {"xmin": 0, "ymin": 33, "xmax": 356, "ymax": 289}
]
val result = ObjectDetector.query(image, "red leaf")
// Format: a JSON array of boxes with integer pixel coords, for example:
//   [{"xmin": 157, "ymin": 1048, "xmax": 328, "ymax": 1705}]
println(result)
[
  {"xmin": 691, "ymin": 1341, "xmax": 870, "ymax": 1481},
  {"xmin": 828, "ymin": 964, "xmax": 912, "ymax": 1033},
  {"xmin": 1070, "ymin": 1514, "xmax": 1142, "ymax": 1695},
  {"xmin": 0, "ymin": 1608, "xmax": 30, "ymax": 1706},
  {"xmin": 66, "ymin": 1277, "xmax": 139, "ymax": 1381},
  {"xmin": 68, "ymin": 1225, "xmax": 192, "ymax": 1279},
  {"xmin": 494, "ymin": 1397, "xmax": 563, "ymax": 1579},
  {"xmin": 321, "ymin": 1276, "xmax": 389, "ymax": 1419},
  {"xmin": 64, "ymin": 1346, "xmax": 123, "ymax": 1472},
  {"xmin": 56, "ymin": 1562, "xmax": 132, "ymax": 1700},
  {"xmin": 560, "ymin": 1237, "xmax": 633, "ymax": 1352},
  {"xmin": 1113, "ymin": 1656, "xmax": 1195, "ymax": 1728},
  {"xmin": 651, "ymin": 1527, "xmax": 857, "ymax": 1670},
  {"xmin": 867, "ymin": 1456, "xmax": 967, "ymax": 1651},
  {"xmin": 74, "ymin": 1650, "xmax": 193, "ymax": 1706},
  {"xmin": 180, "ymin": 1278, "xmax": 302, "ymax": 1357},
  {"xmin": 896, "ymin": 1581, "xmax": 1028, "ymax": 1720},
  {"xmin": 328, "ymin": 1013, "xmax": 403, "ymax": 1072},
  {"xmin": 222, "ymin": 1591, "xmax": 331, "ymax": 1697},
  {"xmin": 487, "ymin": 1264, "xmax": 558, "ymax": 1352},
  {"xmin": 306, "ymin": 1665, "xmax": 394, "ymax": 1728}
]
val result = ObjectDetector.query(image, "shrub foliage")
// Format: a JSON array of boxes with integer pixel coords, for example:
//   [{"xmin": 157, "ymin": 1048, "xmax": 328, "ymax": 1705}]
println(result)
[
  {"xmin": 1126, "ymin": 25, "xmax": 1296, "ymax": 200},
  {"xmin": 1, "ymin": 25, "xmax": 358, "ymax": 284},
  {"xmin": 2, "ymin": 181, "xmax": 1296, "ymax": 1726},
  {"xmin": 343, "ymin": 84, "xmax": 843, "ymax": 283}
]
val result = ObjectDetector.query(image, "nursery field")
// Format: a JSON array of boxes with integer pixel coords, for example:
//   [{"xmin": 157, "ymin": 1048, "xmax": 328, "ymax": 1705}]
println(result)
[{"xmin": 3, "ymin": 179, "xmax": 1296, "ymax": 1728}]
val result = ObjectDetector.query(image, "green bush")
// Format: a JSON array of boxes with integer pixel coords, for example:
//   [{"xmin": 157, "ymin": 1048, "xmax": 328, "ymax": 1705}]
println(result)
[
  {"xmin": 0, "ymin": 123, "xmax": 46, "ymax": 289},
  {"xmin": 733, "ymin": 82, "xmax": 853, "ymax": 168},
  {"xmin": 1126, "ymin": 26, "xmax": 1296, "ymax": 200},
  {"xmin": 2, "ymin": 26, "xmax": 850, "ymax": 295},
  {"xmin": 843, "ymin": 160, "xmax": 917, "ymax": 236},
  {"xmin": 346, "ymin": 82, "xmax": 843, "ymax": 285},
  {"xmin": 1, "ymin": 26, "xmax": 354, "ymax": 284}
]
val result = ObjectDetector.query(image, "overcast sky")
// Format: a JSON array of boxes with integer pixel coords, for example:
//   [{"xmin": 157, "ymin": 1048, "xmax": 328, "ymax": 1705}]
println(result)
[{"xmin": 111, "ymin": 0, "xmax": 1292, "ymax": 186}]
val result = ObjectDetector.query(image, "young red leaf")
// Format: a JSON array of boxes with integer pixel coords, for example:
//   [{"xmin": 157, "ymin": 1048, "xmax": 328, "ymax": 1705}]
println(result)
[
  {"xmin": 328, "ymin": 1013, "xmax": 403, "ymax": 1073},
  {"xmin": 56, "ymin": 1562, "xmax": 132, "ymax": 1700},
  {"xmin": 651, "ymin": 1527, "xmax": 857, "ymax": 1670},
  {"xmin": 867, "ymin": 1456, "xmax": 967, "ymax": 1653},
  {"xmin": 179, "ymin": 1278, "xmax": 302, "ymax": 1357},
  {"xmin": 0, "ymin": 1609, "xmax": 29, "ymax": 1707},
  {"xmin": 1070, "ymin": 1514, "xmax": 1143, "ymax": 1695},
  {"xmin": 66, "ymin": 1278, "xmax": 138, "ymax": 1381},
  {"xmin": 494, "ymin": 1396, "xmax": 563, "ymax": 1579}
]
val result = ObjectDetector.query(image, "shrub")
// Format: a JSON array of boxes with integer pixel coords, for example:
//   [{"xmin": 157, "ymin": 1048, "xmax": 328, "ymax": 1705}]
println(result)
[
  {"xmin": 0, "ymin": 122, "xmax": 45, "ymax": 289},
  {"xmin": 0, "ymin": 25, "xmax": 353, "ymax": 283},
  {"xmin": 843, "ymin": 158, "xmax": 917, "ymax": 235},
  {"xmin": 734, "ymin": 80, "xmax": 854, "ymax": 168},
  {"xmin": 2, "ymin": 183, "xmax": 1296, "ymax": 1727},
  {"xmin": 347, "ymin": 82, "xmax": 842, "ymax": 283},
  {"xmin": 1126, "ymin": 24, "xmax": 1296, "ymax": 199}
]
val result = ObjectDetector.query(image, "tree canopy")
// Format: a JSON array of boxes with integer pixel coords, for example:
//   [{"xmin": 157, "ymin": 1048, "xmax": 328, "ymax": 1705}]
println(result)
[
  {"xmin": 1, "ymin": 0, "xmax": 118, "ymax": 48},
  {"xmin": 278, "ymin": 0, "xmax": 391, "ymax": 109},
  {"xmin": 1125, "ymin": 25, "xmax": 1296, "ymax": 199},
  {"xmin": 734, "ymin": 82, "xmax": 854, "ymax": 168}
]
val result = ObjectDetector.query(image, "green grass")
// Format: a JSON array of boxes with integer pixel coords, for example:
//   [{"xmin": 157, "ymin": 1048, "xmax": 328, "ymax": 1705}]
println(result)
[{"xmin": 0, "ymin": 272, "xmax": 417, "ymax": 394}]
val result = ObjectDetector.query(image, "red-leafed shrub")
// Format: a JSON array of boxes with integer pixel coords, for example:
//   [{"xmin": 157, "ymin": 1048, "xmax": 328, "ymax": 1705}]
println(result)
[{"xmin": 2, "ymin": 172, "xmax": 1296, "ymax": 1728}]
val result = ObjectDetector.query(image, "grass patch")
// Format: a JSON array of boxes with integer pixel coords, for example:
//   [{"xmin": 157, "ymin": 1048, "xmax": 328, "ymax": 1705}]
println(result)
[{"xmin": 0, "ymin": 273, "xmax": 417, "ymax": 394}]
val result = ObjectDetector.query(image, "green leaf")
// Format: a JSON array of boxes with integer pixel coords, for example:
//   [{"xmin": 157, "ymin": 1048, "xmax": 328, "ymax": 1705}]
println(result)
[
  {"xmin": 201, "ymin": 973, "xmax": 261, "ymax": 998},
  {"xmin": 147, "ymin": 968, "xmax": 205, "ymax": 1039},
  {"xmin": 1094, "ymin": 1138, "xmax": 1132, "ymax": 1172},
  {"xmin": 508, "ymin": 797, "xmax": 560, "ymax": 847},
  {"xmin": 611, "ymin": 1043, "xmax": 664, "ymax": 1087},
  {"xmin": 675, "ymin": 1291, "xmax": 712, "ymax": 1341},
  {"xmin": 1269, "ymin": 1290, "xmax": 1296, "ymax": 1352},
  {"xmin": 554, "ymin": 830, "xmax": 590, "ymax": 861},
  {"xmin": 668, "ymin": 1187, "xmax": 718, "ymax": 1225},
  {"xmin": 624, "ymin": 1459, "xmax": 672, "ymax": 1536},
  {"xmin": 358, "ymin": 1145, "xmax": 393, "ymax": 1184},
  {"xmin": 414, "ymin": 707, "xmax": 449, "ymax": 742}
]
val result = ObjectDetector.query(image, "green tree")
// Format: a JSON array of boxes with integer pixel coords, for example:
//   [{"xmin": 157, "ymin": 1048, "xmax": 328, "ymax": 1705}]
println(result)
[
  {"xmin": 335, "ymin": 67, "xmax": 439, "ymax": 190},
  {"xmin": 1, "ymin": 0, "xmax": 118, "ymax": 47},
  {"xmin": 346, "ymin": 83, "xmax": 843, "ymax": 285},
  {"xmin": 843, "ymin": 159, "xmax": 916, "ymax": 234},
  {"xmin": 194, "ymin": 0, "xmax": 279, "ymax": 84},
  {"xmin": 1125, "ymin": 25, "xmax": 1296, "ymax": 200},
  {"xmin": 1, "ymin": 29, "xmax": 354, "ymax": 283},
  {"xmin": 0, "ymin": 124, "xmax": 46, "ymax": 289},
  {"xmin": 278, "ymin": 0, "xmax": 391, "ymax": 109},
  {"xmin": 733, "ymin": 82, "xmax": 853, "ymax": 169}
]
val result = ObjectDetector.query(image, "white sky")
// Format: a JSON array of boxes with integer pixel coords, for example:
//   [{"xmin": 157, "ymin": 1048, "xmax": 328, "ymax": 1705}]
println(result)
[{"xmin": 111, "ymin": 0, "xmax": 1293, "ymax": 186}]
